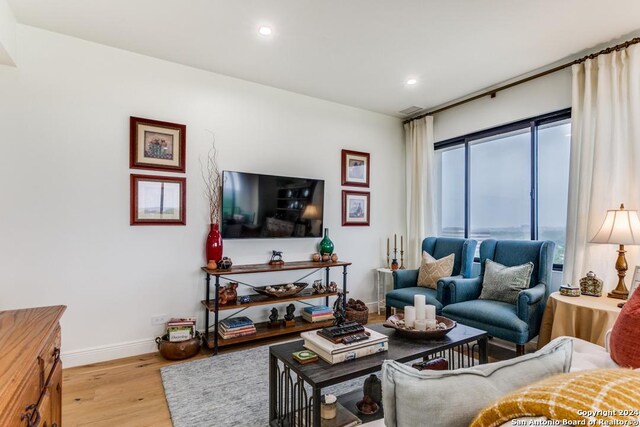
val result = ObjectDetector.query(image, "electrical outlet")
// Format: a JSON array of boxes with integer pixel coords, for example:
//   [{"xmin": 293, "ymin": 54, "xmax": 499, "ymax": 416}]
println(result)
[{"xmin": 151, "ymin": 314, "xmax": 169, "ymax": 325}]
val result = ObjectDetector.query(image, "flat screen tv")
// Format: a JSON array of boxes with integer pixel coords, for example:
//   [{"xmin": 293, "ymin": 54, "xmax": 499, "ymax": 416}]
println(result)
[{"xmin": 221, "ymin": 171, "xmax": 325, "ymax": 239}]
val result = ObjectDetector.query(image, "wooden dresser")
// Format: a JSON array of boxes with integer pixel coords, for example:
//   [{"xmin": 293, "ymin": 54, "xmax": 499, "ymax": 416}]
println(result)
[{"xmin": 0, "ymin": 306, "xmax": 66, "ymax": 427}]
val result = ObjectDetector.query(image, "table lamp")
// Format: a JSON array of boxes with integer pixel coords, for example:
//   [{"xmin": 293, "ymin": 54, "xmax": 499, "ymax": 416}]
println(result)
[
  {"xmin": 302, "ymin": 205, "xmax": 320, "ymax": 236},
  {"xmin": 590, "ymin": 203, "xmax": 640, "ymax": 299}
]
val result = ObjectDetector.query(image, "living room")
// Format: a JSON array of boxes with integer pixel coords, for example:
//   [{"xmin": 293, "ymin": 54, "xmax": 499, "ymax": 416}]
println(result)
[{"xmin": 1, "ymin": 1, "xmax": 640, "ymax": 426}]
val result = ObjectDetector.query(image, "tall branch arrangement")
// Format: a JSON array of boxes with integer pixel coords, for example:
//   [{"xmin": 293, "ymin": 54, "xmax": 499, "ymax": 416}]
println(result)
[{"xmin": 200, "ymin": 131, "xmax": 222, "ymax": 224}]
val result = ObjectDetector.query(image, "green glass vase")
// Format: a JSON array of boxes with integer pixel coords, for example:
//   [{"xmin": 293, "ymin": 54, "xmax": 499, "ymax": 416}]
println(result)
[{"xmin": 318, "ymin": 228, "xmax": 334, "ymax": 255}]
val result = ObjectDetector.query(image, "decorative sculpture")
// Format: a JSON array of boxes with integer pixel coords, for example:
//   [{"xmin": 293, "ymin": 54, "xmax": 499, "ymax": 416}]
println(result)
[{"xmin": 269, "ymin": 250, "xmax": 285, "ymax": 265}]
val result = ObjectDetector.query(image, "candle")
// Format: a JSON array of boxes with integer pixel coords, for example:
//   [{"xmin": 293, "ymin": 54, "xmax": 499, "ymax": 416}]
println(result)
[
  {"xmin": 414, "ymin": 295, "xmax": 426, "ymax": 320},
  {"xmin": 404, "ymin": 306, "xmax": 416, "ymax": 328},
  {"xmin": 415, "ymin": 319, "xmax": 427, "ymax": 331},
  {"xmin": 401, "ymin": 235, "xmax": 403, "ymax": 251},
  {"xmin": 425, "ymin": 319, "xmax": 437, "ymax": 330},
  {"xmin": 425, "ymin": 305, "xmax": 436, "ymax": 321},
  {"xmin": 394, "ymin": 234, "xmax": 397, "ymax": 250},
  {"xmin": 387, "ymin": 238, "xmax": 389, "ymax": 256}
]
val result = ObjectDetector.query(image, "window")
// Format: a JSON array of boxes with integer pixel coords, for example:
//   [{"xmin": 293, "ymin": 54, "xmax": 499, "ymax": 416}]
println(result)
[{"xmin": 435, "ymin": 109, "xmax": 571, "ymax": 267}]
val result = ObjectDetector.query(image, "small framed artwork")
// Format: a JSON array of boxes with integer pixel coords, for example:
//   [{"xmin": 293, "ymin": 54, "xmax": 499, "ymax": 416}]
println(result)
[
  {"xmin": 130, "ymin": 116, "xmax": 186, "ymax": 173},
  {"xmin": 342, "ymin": 190, "xmax": 370, "ymax": 226},
  {"xmin": 341, "ymin": 149, "xmax": 370, "ymax": 187},
  {"xmin": 630, "ymin": 265, "xmax": 640, "ymax": 297},
  {"xmin": 130, "ymin": 174, "xmax": 186, "ymax": 225}
]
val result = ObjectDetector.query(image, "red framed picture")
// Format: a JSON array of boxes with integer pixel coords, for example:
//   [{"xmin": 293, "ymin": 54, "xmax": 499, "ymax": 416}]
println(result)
[
  {"xmin": 342, "ymin": 190, "xmax": 370, "ymax": 226},
  {"xmin": 130, "ymin": 174, "xmax": 186, "ymax": 225},
  {"xmin": 130, "ymin": 117, "xmax": 186, "ymax": 173},
  {"xmin": 341, "ymin": 149, "xmax": 370, "ymax": 187}
]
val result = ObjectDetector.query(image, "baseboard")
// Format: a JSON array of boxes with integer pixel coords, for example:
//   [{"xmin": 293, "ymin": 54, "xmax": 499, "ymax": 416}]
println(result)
[{"xmin": 61, "ymin": 338, "xmax": 158, "ymax": 368}]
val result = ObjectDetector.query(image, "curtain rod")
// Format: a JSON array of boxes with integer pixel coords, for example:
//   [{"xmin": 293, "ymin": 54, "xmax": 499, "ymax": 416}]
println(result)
[{"xmin": 404, "ymin": 36, "xmax": 640, "ymax": 124}]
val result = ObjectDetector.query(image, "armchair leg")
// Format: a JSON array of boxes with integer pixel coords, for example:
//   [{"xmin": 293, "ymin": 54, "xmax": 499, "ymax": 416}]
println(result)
[
  {"xmin": 516, "ymin": 344, "xmax": 525, "ymax": 356},
  {"xmin": 385, "ymin": 305, "xmax": 392, "ymax": 319}
]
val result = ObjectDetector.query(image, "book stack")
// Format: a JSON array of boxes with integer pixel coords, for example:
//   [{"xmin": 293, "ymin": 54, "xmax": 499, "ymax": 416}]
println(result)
[
  {"xmin": 301, "ymin": 327, "xmax": 388, "ymax": 364},
  {"xmin": 167, "ymin": 317, "xmax": 196, "ymax": 342},
  {"xmin": 218, "ymin": 316, "xmax": 256, "ymax": 339},
  {"xmin": 302, "ymin": 305, "xmax": 334, "ymax": 323}
]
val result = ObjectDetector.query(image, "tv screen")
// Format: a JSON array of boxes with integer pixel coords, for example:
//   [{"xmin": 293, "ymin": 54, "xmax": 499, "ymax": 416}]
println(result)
[{"xmin": 221, "ymin": 171, "xmax": 325, "ymax": 239}]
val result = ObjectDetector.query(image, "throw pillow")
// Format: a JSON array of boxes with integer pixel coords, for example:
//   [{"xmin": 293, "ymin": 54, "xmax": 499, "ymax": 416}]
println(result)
[
  {"xmin": 381, "ymin": 337, "xmax": 572, "ymax": 427},
  {"xmin": 471, "ymin": 369, "xmax": 640, "ymax": 427},
  {"xmin": 417, "ymin": 251, "xmax": 455, "ymax": 289},
  {"xmin": 479, "ymin": 259, "xmax": 534, "ymax": 304},
  {"xmin": 610, "ymin": 286, "xmax": 640, "ymax": 368}
]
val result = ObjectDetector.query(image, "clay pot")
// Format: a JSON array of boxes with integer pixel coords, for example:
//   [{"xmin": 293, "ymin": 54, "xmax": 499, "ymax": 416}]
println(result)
[
  {"xmin": 312, "ymin": 253, "xmax": 321, "ymax": 262},
  {"xmin": 322, "ymin": 254, "xmax": 331, "ymax": 262},
  {"xmin": 206, "ymin": 261, "xmax": 218, "ymax": 270},
  {"xmin": 156, "ymin": 334, "xmax": 201, "ymax": 360},
  {"xmin": 331, "ymin": 253, "xmax": 339, "ymax": 262}
]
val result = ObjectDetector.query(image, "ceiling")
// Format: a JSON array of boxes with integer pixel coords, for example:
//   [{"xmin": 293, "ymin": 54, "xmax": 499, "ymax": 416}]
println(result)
[{"xmin": 8, "ymin": 0, "xmax": 640, "ymax": 117}]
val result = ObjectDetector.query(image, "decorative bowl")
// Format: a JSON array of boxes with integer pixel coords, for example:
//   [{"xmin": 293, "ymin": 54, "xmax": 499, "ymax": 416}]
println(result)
[
  {"xmin": 383, "ymin": 314, "xmax": 456, "ymax": 339},
  {"xmin": 356, "ymin": 399, "xmax": 380, "ymax": 415},
  {"xmin": 253, "ymin": 282, "xmax": 308, "ymax": 298}
]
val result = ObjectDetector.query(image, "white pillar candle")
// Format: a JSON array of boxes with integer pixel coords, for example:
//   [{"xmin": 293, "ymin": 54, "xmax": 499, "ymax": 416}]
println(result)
[
  {"xmin": 414, "ymin": 295, "xmax": 426, "ymax": 320},
  {"xmin": 404, "ymin": 306, "xmax": 416, "ymax": 328},
  {"xmin": 425, "ymin": 319, "xmax": 437, "ymax": 330},
  {"xmin": 414, "ymin": 319, "xmax": 427, "ymax": 331},
  {"xmin": 425, "ymin": 304, "xmax": 436, "ymax": 321}
]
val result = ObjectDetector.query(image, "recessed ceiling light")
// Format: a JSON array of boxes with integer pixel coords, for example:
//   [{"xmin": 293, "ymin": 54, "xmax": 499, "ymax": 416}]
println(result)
[
  {"xmin": 406, "ymin": 78, "xmax": 417, "ymax": 85},
  {"xmin": 259, "ymin": 26, "xmax": 273, "ymax": 36}
]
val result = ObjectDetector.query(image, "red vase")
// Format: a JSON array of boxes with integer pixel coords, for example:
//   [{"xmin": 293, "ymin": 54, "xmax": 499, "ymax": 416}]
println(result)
[{"xmin": 206, "ymin": 223, "xmax": 223, "ymax": 262}]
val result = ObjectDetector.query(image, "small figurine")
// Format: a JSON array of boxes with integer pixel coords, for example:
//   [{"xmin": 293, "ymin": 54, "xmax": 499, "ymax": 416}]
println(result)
[
  {"xmin": 312, "ymin": 279, "xmax": 326, "ymax": 294},
  {"xmin": 268, "ymin": 307, "xmax": 280, "ymax": 328},
  {"xmin": 333, "ymin": 292, "xmax": 346, "ymax": 327},
  {"xmin": 218, "ymin": 282, "xmax": 238, "ymax": 305},
  {"xmin": 269, "ymin": 250, "xmax": 285, "ymax": 265},
  {"xmin": 327, "ymin": 281, "xmax": 338, "ymax": 293},
  {"xmin": 284, "ymin": 303, "xmax": 295, "ymax": 321},
  {"xmin": 217, "ymin": 257, "xmax": 233, "ymax": 270}
]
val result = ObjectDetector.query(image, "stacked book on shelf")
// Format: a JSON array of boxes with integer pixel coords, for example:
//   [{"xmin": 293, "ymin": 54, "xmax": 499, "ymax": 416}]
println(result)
[
  {"xmin": 301, "ymin": 326, "xmax": 388, "ymax": 364},
  {"xmin": 218, "ymin": 316, "xmax": 256, "ymax": 339},
  {"xmin": 302, "ymin": 305, "xmax": 334, "ymax": 323}
]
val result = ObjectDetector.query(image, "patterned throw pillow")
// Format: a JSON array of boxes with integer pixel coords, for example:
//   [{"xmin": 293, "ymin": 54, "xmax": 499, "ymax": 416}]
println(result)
[
  {"xmin": 417, "ymin": 251, "xmax": 454, "ymax": 289},
  {"xmin": 610, "ymin": 286, "xmax": 640, "ymax": 368},
  {"xmin": 479, "ymin": 259, "xmax": 534, "ymax": 304},
  {"xmin": 471, "ymin": 369, "xmax": 640, "ymax": 427}
]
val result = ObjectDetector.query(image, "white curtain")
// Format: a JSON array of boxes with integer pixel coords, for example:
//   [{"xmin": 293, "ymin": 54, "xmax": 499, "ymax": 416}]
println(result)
[
  {"xmin": 564, "ymin": 44, "xmax": 640, "ymax": 290},
  {"xmin": 404, "ymin": 116, "xmax": 436, "ymax": 269}
]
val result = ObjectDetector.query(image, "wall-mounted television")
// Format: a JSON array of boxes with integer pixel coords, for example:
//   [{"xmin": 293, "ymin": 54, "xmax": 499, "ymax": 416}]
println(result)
[{"xmin": 221, "ymin": 171, "xmax": 325, "ymax": 239}]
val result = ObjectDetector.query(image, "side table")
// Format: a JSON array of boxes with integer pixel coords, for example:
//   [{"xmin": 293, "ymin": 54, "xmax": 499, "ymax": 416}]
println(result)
[
  {"xmin": 537, "ymin": 292, "xmax": 622, "ymax": 349},
  {"xmin": 376, "ymin": 267, "xmax": 394, "ymax": 315}
]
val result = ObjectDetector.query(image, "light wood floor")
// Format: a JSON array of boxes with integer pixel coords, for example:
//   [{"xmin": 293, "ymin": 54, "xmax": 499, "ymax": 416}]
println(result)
[{"xmin": 61, "ymin": 313, "xmax": 532, "ymax": 427}]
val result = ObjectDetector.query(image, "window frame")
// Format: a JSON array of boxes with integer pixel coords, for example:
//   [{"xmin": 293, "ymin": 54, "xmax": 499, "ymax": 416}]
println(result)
[{"xmin": 434, "ymin": 108, "xmax": 571, "ymax": 271}]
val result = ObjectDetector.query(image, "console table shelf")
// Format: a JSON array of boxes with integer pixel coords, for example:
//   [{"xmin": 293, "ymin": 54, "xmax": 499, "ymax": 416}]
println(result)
[
  {"xmin": 203, "ymin": 316, "xmax": 334, "ymax": 348},
  {"xmin": 202, "ymin": 260, "xmax": 351, "ymax": 354}
]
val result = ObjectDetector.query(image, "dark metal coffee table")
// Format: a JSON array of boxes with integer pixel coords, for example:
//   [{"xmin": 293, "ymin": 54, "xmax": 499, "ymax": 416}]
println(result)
[{"xmin": 268, "ymin": 322, "xmax": 488, "ymax": 426}]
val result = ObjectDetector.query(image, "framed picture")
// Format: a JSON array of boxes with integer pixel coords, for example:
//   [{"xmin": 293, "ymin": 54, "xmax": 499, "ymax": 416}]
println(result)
[
  {"xmin": 130, "ymin": 174, "xmax": 186, "ymax": 225},
  {"xmin": 630, "ymin": 265, "xmax": 640, "ymax": 297},
  {"xmin": 341, "ymin": 149, "xmax": 370, "ymax": 187},
  {"xmin": 342, "ymin": 190, "xmax": 370, "ymax": 226},
  {"xmin": 130, "ymin": 116, "xmax": 186, "ymax": 173}
]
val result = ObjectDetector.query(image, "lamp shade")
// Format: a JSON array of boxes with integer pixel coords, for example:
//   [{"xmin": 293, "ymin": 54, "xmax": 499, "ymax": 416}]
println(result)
[
  {"xmin": 302, "ymin": 205, "xmax": 320, "ymax": 220},
  {"xmin": 590, "ymin": 204, "xmax": 640, "ymax": 245}
]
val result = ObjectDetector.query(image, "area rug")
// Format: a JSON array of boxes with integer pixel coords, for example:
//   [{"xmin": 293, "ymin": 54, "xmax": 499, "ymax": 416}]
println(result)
[{"xmin": 160, "ymin": 343, "xmax": 375, "ymax": 427}]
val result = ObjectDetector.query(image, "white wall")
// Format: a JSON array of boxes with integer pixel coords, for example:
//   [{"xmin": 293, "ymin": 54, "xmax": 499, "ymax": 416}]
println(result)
[
  {"xmin": 433, "ymin": 70, "xmax": 573, "ymax": 290},
  {"xmin": 0, "ymin": 25, "xmax": 404, "ymax": 366},
  {"xmin": 0, "ymin": 0, "xmax": 16, "ymax": 65}
]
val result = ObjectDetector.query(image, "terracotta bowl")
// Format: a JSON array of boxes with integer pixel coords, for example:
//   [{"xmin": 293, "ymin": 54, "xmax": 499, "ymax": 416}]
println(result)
[{"xmin": 156, "ymin": 333, "xmax": 201, "ymax": 360}]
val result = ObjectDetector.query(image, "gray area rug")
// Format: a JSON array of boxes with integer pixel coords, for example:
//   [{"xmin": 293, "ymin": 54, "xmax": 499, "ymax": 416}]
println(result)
[{"xmin": 161, "ymin": 343, "xmax": 376, "ymax": 427}]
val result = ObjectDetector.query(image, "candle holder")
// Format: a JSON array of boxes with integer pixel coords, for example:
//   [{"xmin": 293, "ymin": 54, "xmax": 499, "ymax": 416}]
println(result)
[{"xmin": 400, "ymin": 249, "xmax": 405, "ymax": 269}]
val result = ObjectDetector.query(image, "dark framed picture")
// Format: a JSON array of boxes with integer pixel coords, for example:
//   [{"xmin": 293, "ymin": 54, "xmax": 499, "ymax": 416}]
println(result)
[
  {"xmin": 342, "ymin": 190, "xmax": 370, "ymax": 226},
  {"xmin": 130, "ymin": 174, "xmax": 186, "ymax": 225},
  {"xmin": 341, "ymin": 149, "xmax": 370, "ymax": 187},
  {"xmin": 130, "ymin": 116, "xmax": 186, "ymax": 173}
]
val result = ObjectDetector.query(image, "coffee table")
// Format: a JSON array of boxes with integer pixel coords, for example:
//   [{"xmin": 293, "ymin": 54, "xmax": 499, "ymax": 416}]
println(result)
[{"xmin": 268, "ymin": 322, "xmax": 488, "ymax": 426}]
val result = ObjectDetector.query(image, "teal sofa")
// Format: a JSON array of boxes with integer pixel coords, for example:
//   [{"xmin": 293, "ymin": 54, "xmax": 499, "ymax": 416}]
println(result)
[{"xmin": 385, "ymin": 237, "xmax": 477, "ymax": 318}]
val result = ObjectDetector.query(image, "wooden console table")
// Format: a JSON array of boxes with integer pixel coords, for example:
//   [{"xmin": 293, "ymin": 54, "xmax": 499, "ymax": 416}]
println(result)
[
  {"xmin": 0, "ymin": 305, "xmax": 66, "ymax": 427},
  {"xmin": 537, "ymin": 292, "xmax": 622, "ymax": 348},
  {"xmin": 202, "ymin": 260, "xmax": 351, "ymax": 354}
]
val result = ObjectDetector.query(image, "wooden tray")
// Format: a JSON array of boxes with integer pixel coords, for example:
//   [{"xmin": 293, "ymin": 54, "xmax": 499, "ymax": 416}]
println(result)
[
  {"xmin": 253, "ymin": 282, "xmax": 308, "ymax": 298},
  {"xmin": 383, "ymin": 314, "xmax": 456, "ymax": 339}
]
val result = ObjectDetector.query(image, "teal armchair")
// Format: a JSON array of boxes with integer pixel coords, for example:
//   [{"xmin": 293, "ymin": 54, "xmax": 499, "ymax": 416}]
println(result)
[
  {"xmin": 385, "ymin": 237, "xmax": 477, "ymax": 318},
  {"xmin": 441, "ymin": 239, "xmax": 556, "ymax": 355}
]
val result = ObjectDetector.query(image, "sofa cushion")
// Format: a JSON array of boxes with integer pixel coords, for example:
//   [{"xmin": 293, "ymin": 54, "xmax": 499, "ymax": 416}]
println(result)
[
  {"xmin": 479, "ymin": 259, "xmax": 533, "ymax": 304},
  {"xmin": 381, "ymin": 337, "xmax": 572, "ymax": 427},
  {"xmin": 386, "ymin": 287, "xmax": 443, "ymax": 312},
  {"xmin": 610, "ymin": 286, "xmax": 640, "ymax": 368},
  {"xmin": 417, "ymin": 251, "xmax": 454, "ymax": 289},
  {"xmin": 471, "ymin": 369, "xmax": 640, "ymax": 427}
]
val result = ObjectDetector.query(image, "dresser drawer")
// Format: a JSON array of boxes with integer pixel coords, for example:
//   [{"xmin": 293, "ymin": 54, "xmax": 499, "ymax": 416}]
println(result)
[
  {"xmin": 38, "ymin": 326, "xmax": 61, "ymax": 390},
  {"xmin": 4, "ymin": 366, "xmax": 41, "ymax": 427}
]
